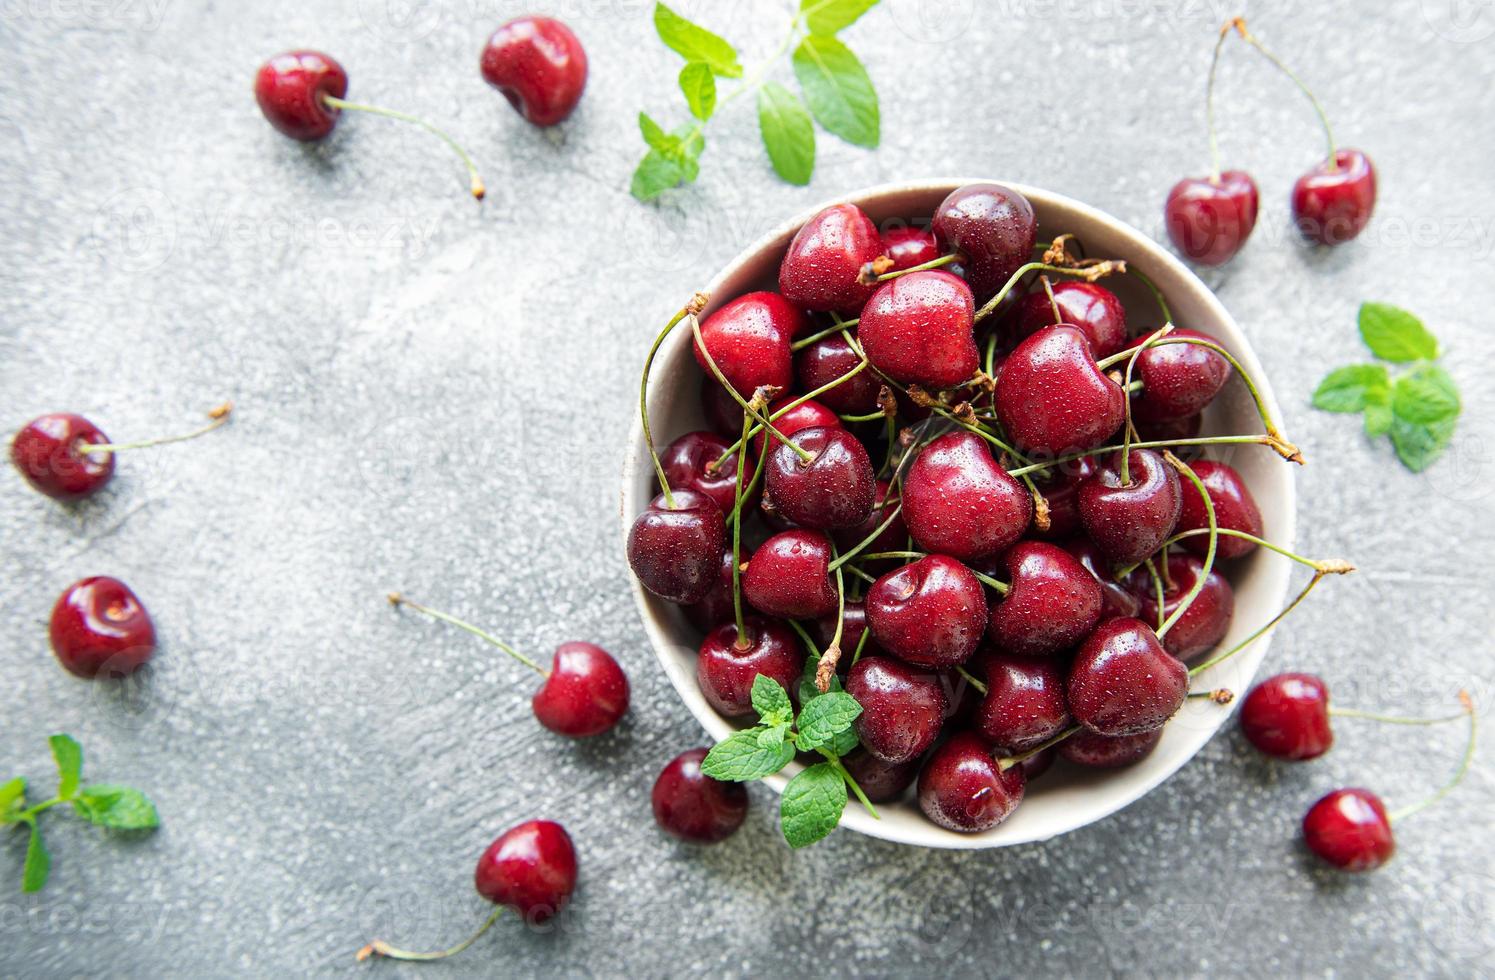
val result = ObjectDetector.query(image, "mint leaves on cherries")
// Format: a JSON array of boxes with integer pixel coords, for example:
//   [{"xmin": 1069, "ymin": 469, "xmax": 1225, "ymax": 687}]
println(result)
[
  {"xmin": 2, "ymin": 735, "xmax": 159, "ymax": 892},
  {"xmin": 632, "ymin": 0, "xmax": 881, "ymax": 200},
  {"xmin": 1313, "ymin": 302, "xmax": 1460, "ymax": 472}
]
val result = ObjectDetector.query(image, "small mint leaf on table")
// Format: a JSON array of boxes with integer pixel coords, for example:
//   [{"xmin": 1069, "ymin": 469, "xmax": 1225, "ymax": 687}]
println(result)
[
  {"xmin": 1363, "ymin": 389, "xmax": 1393, "ymax": 436},
  {"xmin": 48, "ymin": 734, "xmax": 82, "ymax": 800},
  {"xmin": 631, "ymin": 150, "xmax": 686, "ymax": 201},
  {"xmin": 72, "ymin": 785, "xmax": 159, "ymax": 830},
  {"xmin": 780, "ymin": 763, "xmax": 847, "ymax": 847},
  {"xmin": 750, "ymin": 675, "xmax": 794, "ymax": 725},
  {"xmin": 802, "ymin": 0, "xmax": 880, "ymax": 36},
  {"xmin": 653, "ymin": 3, "xmax": 742, "ymax": 77},
  {"xmin": 791, "ymin": 35, "xmax": 879, "ymax": 148},
  {"xmin": 1312, "ymin": 364, "xmax": 1389, "ymax": 413},
  {"xmin": 1359, "ymin": 302, "xmax": 1438, "ymax": 362},
  {"xmin": 1391, "ymin": 364, "xmax": 1460, "ymax": 424},
  {"xmin": 795, "ymin": 692, "xmax": 862, "ymax": 752},
  {"xmin": 701, "ymin": 728, "xmax": 795, "ymax": 782},
  {"xmin": 638, "ymin": 112, "xmax": 677, "ymax": 153},
  {"xmin": 1, "ymin": 778, "xmax": 26, "ymax": 820},
  {"xmin": 1388, "ymin": 415, "xmax": 1456, "ymax": 473},
  {"xmin": 678, "ymin": 62, "xmax": 716, "ymax": 121},
  {"xmin": 757, "ymin": 82, "xmax": 815, "ymax": 185},
  {"xmin": 22, "ymin": 824, "xmax": 49, "ymax": 893}
]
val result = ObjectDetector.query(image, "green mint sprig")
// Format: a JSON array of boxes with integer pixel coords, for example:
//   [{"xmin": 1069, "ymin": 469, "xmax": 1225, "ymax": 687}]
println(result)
[
  {"xmin": 2, "ymin": 734, "xmax": 160, "ymax": 892},
  {"xmin": 1313, "ymin": 302, "xmax": 1461, "ymax": 472},
  {"xmin": 632, "ymin": 0, "xmax": 881, "ymax": 201},
  {"xmin": 700, "ymin": 669, "xmax": 871, "ymax": 848}
]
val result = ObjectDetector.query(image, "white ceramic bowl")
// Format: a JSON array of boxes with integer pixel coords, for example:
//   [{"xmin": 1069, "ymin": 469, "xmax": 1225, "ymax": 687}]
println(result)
[{"xmin": 622, "ymin": 179, "xmax": 1296, "ymax": 849}]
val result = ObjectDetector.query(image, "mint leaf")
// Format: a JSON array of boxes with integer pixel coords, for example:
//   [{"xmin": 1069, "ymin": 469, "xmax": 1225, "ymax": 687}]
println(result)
[
  {"xmin": 802, "ymin": 0, "xmax": 879, "ymax": 35},
  {"xmin": 751, "ymin": 675, "xmax": 794, "ymax": 725},
  {"xmin": 797, "ymin": 656, "xmax": 842, "ymax": 705},
  {"xmin": 22, "ymin": 824, "xmax": 49, "ymax": 893},
  {"xmin": 1391, "ymin": 364, "xmax": 1460, "ymax": 424},
  {"xmin": 0, "ymin": 778, "xmax": 25, "ymax": 823},
  {"xmin": 72, "ymin": 785, "xmax": 159, "ymax": 830},
  {"xmin": 757, "ymin": 82, "xmax": 815, "ymax": 185},
  {"xmin": 1389, "ymin": 415, "xmax": 1456, "ymax": 473},
  {"xmin": 828, "ymin": 725, "xmax": 858, "ymax": 757},
  {"xmin": 756, "ymin": 723, "xmax": 789, "ymax": 749},
  {"xmin": 48, "ymin": 734, "xmax": 82, "ymax": 800},
  {"xmin": 791, "ymin": 35, "xmax": 879, "ymax": 147},
  {"xmin": 779, "ymin": 763, "xmax": 846, "ymax": 847},
  {"xmin": 1312, "ymin": 364, "xmax": 1389, "ymax": 413},
  {"xmin": 1364, "ymin": 388, "xmax": 1393, "ymax": 436},
  {"xmin": 1359, "ymin": 302, "xmax": 1438, "ymax": 362},
  {"xmin": 678, "ymin": 62, "xmax": 716, "ymax": 121},
  {"xmin": 653, "ymin": 3, "xmax": 742, "ymax": 77},
  {"xmin": 631, "ymin": 149, "xmax": 686, "ymax": 201},
  {"xmin": 701, "ymin": 728, "xmax": 795, "ymax": 782},
  {"xmin": 795, "ymin": 692, "xmax": 862, "ymax": 752},
  {"xmin": 638, "ymin": 112, "xmax": 676, "ymax": 153}
]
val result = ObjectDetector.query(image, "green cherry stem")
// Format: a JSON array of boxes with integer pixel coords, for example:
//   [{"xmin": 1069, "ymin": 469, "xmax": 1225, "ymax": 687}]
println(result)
[
  {"xmin": 1387, "ymin": 693, "xmax": 1476, "ymax": 823},
  {"xmin": 726, "ymin": 449, "xmax": 769, "ymax": 530},
  {"xmin": 1119, "ymin": 529, "xmax": 1355, "ymax": 579},
  {"xmin": 855, "ymin": 550, "xmax": 927, "ymax": 562},
  {"xmin": 790, "ymin": 318, "xmax": 860, "ymax": 352},
  {"xmin": 710, "ymin": 345, "xmax": 869, "ymax": 469},
  {"xmin": 843, "ymin": 564, "xmax": 877, "ymax": 586},
  {"xmin": 871, "ymin": 252, "xmax": 959, "ymax": 281},
  {"xmin": 1229, "ymin": 18, "xmax": 1337, "ymax": 169},
  {"xmin": 356, "ymin": 907, "xmax": 504, "ymax": 962},
  {"xmin": 826, "ymin": 503, "xmax": 904, "ymax": 571},
  {"xmin": 1187, "ymin": 570, "xmax": 1328, "ymax": 677},
  {"xmin": 1157, "ymin": 451, "xmax": 1217, "ymax": 640},
  {"xmin": 849, "ymin": 625, "xmax": 871, "ymax": 665},
  {"xmin": 1143, "ymin": 557, "xmax": 1166, "ymax": 631},
  {"xmin": 1118, "ymin": 325, "xmax": 1177, "ymax": 484},
  {"xmin": 690, "ymin": 314, "xmax": 813, "ymax": 464},
  {"xmin": 1205, "ymin": 21, "xmax": 1231, "ymax": 182},
  {"xmin": 1040, "ymin": 275, "xmax": 1062, "ymax": 322},
  {"xmin": 1128, "ymin": 265, "xmax": 1172, "ymax": 324},
  {"xmin": 1006, "ymin": 434, "xmax": 1292, "ymax": 479},
  {"xmin": 386, "ymin": 594, "xmax": 547, "ymax": 677},
  {"xmin": 730, "ymin": 401, "xmax": 756, "ymax": 644},
  {"xmin": 823, "ymin": 750, "xmax": 880, "ymax": 819},
  {"xmin": 972, "ymin": 260, "xmax": 1126, "ymax": 323},
  {"xmin": 955, "ymin": 665, "xmax": 988, "ymax": 696},
  {"xmin": 321, "ymin": 96, "xmax": 486, "ymax": 200},
  {"xmin": 1328, "ymin": 706, "xmax": 1470, "ymax": 726},
  {"xmin": 815, "ymin": 543, "xmax": 848, "ymax": 691},
  {"xmin": 641, "ymin": 297, "xmax": 707, "ymax": 508},
  {"xmin": 80, "ymin": 402, "xmax": 234, "ymax": 454},
  {"xmin": 996, "ymin": 725, "xmax": 1083, "ymax": 772}
]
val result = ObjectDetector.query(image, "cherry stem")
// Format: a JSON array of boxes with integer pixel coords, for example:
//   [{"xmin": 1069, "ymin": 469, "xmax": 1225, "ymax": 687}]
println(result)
[
  {"xmin": 955, "ymin": 665, "xmax": 988, "ymax": 696},
  {"xmin": 843, "ymin": 564, "xmax": 877, "ymax": 586},
  {"xmin": 790, "ymin": 318, "xmax": 860, "ymax": 352},
  {"xmin": 690, "ymin": 314, "xmax": 813, "ymax": 464},
  {"xmin": 725, "ymin": 448, "xmax": 768, "ymax": 531},
  {"xmin": 1205, "ymin": 22, "xmax": 1231, "ymax": 182},
  {"xmin": 826, "ymin": 502, "xmax": 903, "ymax": 570},
  {"xmin": 855, "ymin": 550, "xmax": 926, "ymax": 562},
  {"xmin": 356, "ymin": 906, "xmax": 503, "ymax": 962},
  {"xmin": 849, "ymin": 625, "xmax": 871, "ymax": 665},
  {"xmin": 1229, "ymin": 18, "xmax": 1337, "ymax": 169},
  {"xmin": 641, "ymin": 297, "xmax": 708, "ymax": 508},
  {"xmin": 873, "ymin": 252, "xmax": 959, "ymax": 282},
  {"xmin": 786, "ymin": 618, "xmax": 821, "ymax": 660},
  {"xmin": 1328, "ymin": 706, "xmax": 1469, "ymax": 726},
  {"xmin": 823, "ymin": 750, "xmax": 880, "ymax": 819},
  {"xmin": 710, "ymin": 345, "xmax": 869, "ymax": 468},
  {"xmin": 1187, "ymin": 569, "xmax": 1328, "ymax": 677},
  {"xmin": 815, "ymin": 542, "xmax": 847, "ymax": 692},
  {"xmin": 1158, "ymin": 452, "xmax": 1217, "ymax": 639},
  {"xmin": 1388, "ymin": 692, "xmax": 1476, "ymax": 823},
  {"xmin": 1040, "ymin": 275, "xmax": 1061, "ymax": 322},
  {"xmin": 1123, "ymin": 528, "xmax": 1355, "ymax": 578},
  {"xmin": 80, "ymin": 402, "xmax": 233, "ymax": 454},
  {"xmin": 386, "ymin": 593, "xmax": 547, "ymax": 677},
  {"xmin": 972, "ymin": 260, "xmax": 1126, "ymax": 324},
  {"xmin": 730, "ymin": 401, "xmax": 756, "ymax": 644},
  {"xmin": 1119, "ymin": 325, "xmax": 1178, "ymax": 483},
  {"xmin": 1128, "ymin": 266, "xmax": 1172, "ymax": 324},
  {"xmin": 321, "ymin": 96, "xmax": 486, "ymax": 200},
  {"xmin": 996, "ymin": 725, "xmax": 1082, "ymax": 772},
  {"xmin": 1143, "ymin": 557, "xmax": 1166, "ymax": 631},
  {"xmin": 1006, "ymin": 434, "xmax": 1290, "ymax": 477},
  {"xmin": 1188, "ymin": 688, "xmax": 1235, "ymax": 704},
  {"xmin": 972, "ymin": 570, "xmax": 1009, "ymax": 594},
  {"xmin": 839, "ymin": 410, "xmax": 885, "ymax": 423}
]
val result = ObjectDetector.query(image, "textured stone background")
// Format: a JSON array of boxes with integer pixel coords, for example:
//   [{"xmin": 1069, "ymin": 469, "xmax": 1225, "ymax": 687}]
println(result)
[{"xmin": 3, "ymin": 0, "xmax": 1493, "ymax": 976}]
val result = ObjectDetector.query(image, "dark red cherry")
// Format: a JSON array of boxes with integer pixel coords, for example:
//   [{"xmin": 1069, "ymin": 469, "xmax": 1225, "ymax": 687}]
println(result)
[
  {"xmin": 1019, "ymin": 746, "xmax": 1056, "ymax": 781},
  {"xmin": 1292, "ymin": 149, "xmax": 1376, "ymax": 246},
  {"xmin": 1032, "ymin": 455, "xmax": 1096, "ymax": 539},
  {"xmin": 48, "ymin": 576, "xmax": 156, "ymax": 679},
  {"xmin": 1302, "ymin": 788, "xmax": 1394, "ymax": 871},
  {"xmin": 752, "ymin": 396, "xmax": 840, "ymax": 459},
  {"xmin": 917, "ymin": 731, "xmax": 1025, "ymax": 832},
  {"xmin": 996, "ymin": 325, "xmax": 1124, "ymax": 458},
  {"xmin": 839, "ymin": 747, "xmax": 920, "ymax": 802},
  {"xmin": 1239, "ymin": 673, "xmax": 1333, "ymax": 761},
  {"xmin": 932, "ymin": 183, "xmax": 1038, "ymax": 301},
  {"xmin": 833, "ymin": 479, "xmax": 907, "ymax": 570},
  {"xmin": 1013, "ymin": 281, "xmax": 1129, "ymax": 359},
  {"xmin": 1057, "ymin": 727, "xmax": 1162, "ymax": 768},
  {"xmin": 1067, "ymin": 617, "xmax": 1188, "ymax": 736},
  {"xmin": 660, "ymin": 431, "xmax": 751, "ymax": 516},
  {"xmin": 813, "ymin": 599, "xmax": 883, "ymax": 663},
  {"xmin": 901, "ymin": 431, "xmax": 1031, "ymax": 562},
  {"xmin": 879, "ymin": 225, "xmax": 940, "ymax": 272},
  {"xmin": 627, "ymin": 489, "xmax": 726, "ymax": 604},
  {"xmin": 794, "ymin": 334, "xmax": 883, "ymax": 415},
  {"xmin": 1128, "ymin": 328, "xmax": 1231, "ymax": 423},
  {"xmin": 741, "ymin": 529, "xmax": 838, "ymax": 619},
  {"xmin": 1164, "ymin": 171, "xmax": 1260, "ymax": 266},
  {"xmin": 973, "ymin": 653, "xmax": 1070, "ymax": 753},
  {"xmin": 700, "ymin": 376, "xmax": 743, "ymax": 437},
  {"xmin": 865, "ymin": 555, "xmax": 987, "ymax": 669},
  {"xmin": 253, "ymin": 50, "xmax": 348, "ymax": 141},
  {"xmin": 473, "ymin": 819, "xmax": 578, "ymax": 923},
  {"xmin": 764, "ymin": 427, "xmax": 874, "ymax": 531},
  {"xmin": 778, "ymin": 203, "xmax": 882, "ymax": 313},
  {"xmin": 1077, "ymin": 449, "xmax": 1182, "ymax": 565},
  {"xmin": 987, "ymin": 541, "xmax": 1103, "ymax": 657},
  {"xmin": 1061, "ymin": 537, "xmax": 1142, "ymax": 622},
  {"xmin": 856, "ymin": 270, "xmax": 978, "ymax": 389},
  {"xmin": 1176, "ymin": 460, "xmax": 1263, "ymax": 560},
  {"xmin": 480, "ymin": 17, "xmax": 588, "ymax": 127},
  {"xmin": 693, "ymin": 292, "xmax": 802, "ymax": 398},
  {"xmin": 10, "ymin": 413, "xmax": 115, "ymax": 500},
  {"xmin": 683, "ymin": 549, "xmax": 748, "ymax": 632},
  {"xmin": 1126, "ymin": 553, "xmax": 1233, "ymax": 662},
  {"xmin": 531, "ymin": 642, "xmax": 629, "ymax": 737},
  {"xmin": 845, "ymin": 656, "xmax": 948, "ymax": 764},
  {"xmin": 652, "ymin": 748, "xmax": 748, "ymax": 843},
  {"xmin": 696, "ymin": 617, "xmax": 803, "ymax": 718}
]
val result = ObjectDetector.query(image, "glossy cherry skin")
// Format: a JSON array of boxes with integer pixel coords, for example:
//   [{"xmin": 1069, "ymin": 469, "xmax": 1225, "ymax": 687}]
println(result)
[
  {"xmin": 901, "ymin": 431, "xmax": 1031, "ymax": 562},
  {"xmin": 917, "ymin": 731, "xmax": 1025, "ymax": 832},
  {"xmin": 1078, "ymin": 449, "xmax": 1183, "ymax": 565},
  {"xmin": 1067, "ymin": 617, "xmax": 1188, "ymax": 736},
  {"xmin": 973, "ymin": 653, "xmax": 1070, "ymax": 753},
  {"xmin": 856, "ymin": 271, "xmax": 978, "ymax": 389},
  {"xmin": 1126, "ymin": 553, "xmax": 1234, "ymax": 662},
  {"xmin": 1058, "ymin": 727, "xmax": 1162, "ymax": 768},
  {"xmin": 532, "ymin": 643, "xmax": 629, "ymax": 737},
  {"xmin": 1292, "ymin": 149, "xmax": 1376, "ymax": 246},
  {"xmin": 996, "ymin": 325, "xmax": 1124, "ymax": 458},
  {"xmin": 833, "ymin": 479, "xmax": 907, "ymax": 570},
  {"xmin": 660, "ymin": 431, "xmax": 750, "ymax": 516},
  {"xmin": 1176, "ymin": 460, "xmax": 1263, "ymax": 560},
  {"xmin": 764, "ymin": 427, "xmax": 874, "ymax": 531},
  {"xmin": 480, "ymin": 17, "xmax": 587, "ymax": 127},
  {"xmin": 778, "ymin": 203, "xmax": 882, "ymax": 313},
  {"xmin": 795, "ymin": 335, "xmax": 883, "ymax": 415},
  {"xmin": 1032, "ymin": 455, "xmax": 1095, "ymax": 539},
  {"xmin": 253, "ymin": 50, "xmax": 348, "ymax": 141},
  {"xmin": 753, "ymin": 396, "xmax": 840, "ymax": 459},
  {"xmin": 839, "ymin": 747, "xmax": 920, "ymax": 802},
  {"xmin": 1164, "ymin": 171, "xmax": 1260, "ymax": 266},
  {"xmin": 683, "ymin": 549, "xmax": 748, "ymax": 632},
  {"xmin": 865, "ymin": 555, "xmax": 987, "ymax": 669},
  {"xmin": 10, "ymin": 414, "xmax": 115, "ymax": 500},
  {"xmin": 49, "ymin": 576, "xmax": 156, "ymax": 679},
  {"xmin": 1013, "ymin": 281, "xmax": 1128, "ymax": 359},
  {"xmin": 845, "ymin": 656, "xmax": 948, "ymax": 764},
  {"xmin": 627, "ymin": 489, "xmax": 725, "ymax": 604},
  {"xmin": 693, "ymin": 292, "xmax": 803, "ymax": 398},
  {"xmin": 652, "ymin": 748, "xmax": 748, "ymax": 843},
  {"xmin": 1239, "ymin": 673, "xmax": 1333, "ymax": 761},
  {"xmin": 742, "ymin": 529, "xmax": 838, "ymax": 619},
  {"xmin": 987, "ymin": 541, "xmax": 1103, "ymax": 657},
  {"xmin": 879, "ymin": 225, "xmax": 940, "ymax": 272},
  {"xmin": 1061, "ymin": 537, "xmax": 1142, "ymax": 622},
  {"xmin": 1302, "ymin": 788, "xmax": 1394, "ymax": 871},
  {"xmin": 932, "ymin": 183, "xmax": 1038, "ymax": 301},
  {"xmin": 696, "ymin": 618, "xmax": 804, "ymax": 718},
  {"xmin": 1128, "ymin": 328, "xmax": 1231, "ymax": 423},
  {"xmin": 474, "ymin": 820, "xmax": 577, "ymax": 923}
]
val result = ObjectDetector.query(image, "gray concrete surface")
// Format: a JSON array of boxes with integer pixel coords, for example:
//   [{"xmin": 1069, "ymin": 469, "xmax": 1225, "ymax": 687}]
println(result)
[{"xmin": 3, "ymin": 0, "xmax": 1493, "ymax": 976}]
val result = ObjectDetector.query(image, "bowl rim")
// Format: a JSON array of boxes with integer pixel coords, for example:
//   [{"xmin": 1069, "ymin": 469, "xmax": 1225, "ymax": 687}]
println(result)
[{"xmin": 621, "ymin": 177, "xmax": 1297, "ymax": 850}]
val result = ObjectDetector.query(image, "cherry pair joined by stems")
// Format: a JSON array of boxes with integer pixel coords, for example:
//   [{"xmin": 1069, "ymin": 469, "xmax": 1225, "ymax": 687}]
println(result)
[{"xmin": 1240, "ymin": 673, "xmax": 1469, "ymax": 762}]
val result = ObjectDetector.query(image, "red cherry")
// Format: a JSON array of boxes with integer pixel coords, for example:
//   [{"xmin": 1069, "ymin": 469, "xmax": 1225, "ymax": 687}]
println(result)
[
  {"xmin": 1060, "ymin": 537, "xmax": 1143, "ymax": 622},
  {"xmin": 1239, "ymin": 672, "xmax": 1333, "ymax": 761},
  {"xmin": 778, "ymin": 204, "xmax": 882, "ymax": 313},
  {"xmin": 931, "ymin": 183, "xmax": 1038, "ymax": 301},
  {"xmin": 660, "ymin": 431, "xmax": 751, "ymax": 516},
  {"xmin": 530, "ymin": 642, "xmax": 629, "ymax": 737},
  {"xmin": 901, "ymin": 431, "xmax": 1031, "ymax": 562},
  {"xmin": 1126, "ymin": 553, "xmax": 1234, "ymax": 662},
  {"xmin": 1058, "ymin": 727, "xmax": 1162, "ymax": 768},
  {"xmin": 879, "ymin": 225, "xmax": 940, "ymax": 272},
  {"xmin": 741, "ymin": 529, "xmax": 838, "ymax": 619},
  {"xmin": 1019, "ymin": 746, "xmax": 1057, "ymax": 781},
  {"xmin": 996, "ymin": 325, "xmax": 1124, "ymax": 458},
  {"xmin": 1128, "ymin": 329, "xmax": 1232, "ymax": 423},
  {"xmin": 856, "ymin": 270, "xmax": 978, "ymax": 389},
  {"xmin": 480, "ymin": 17, "xmax": 588, "ymax": 127},
  {"xmin": 865, "ymin": 555, "xmax": 987, "ymax": 669},
  {"xmin": 693, "ymin": 292, "xmax": 802, "ymax": 398},
  {"xmin": 973, "ymin": 652, "xmax": 1071, "ymax": 753},
  {"xmin": 917, "ymin": 731, "xmax": 1025, "ymax": 832},
  {"xmin": 752, "ymin": 396, "xmax": 840, "ymax": 459},
  {"xmin": 1067, "ymin": 617, "xmax": 1188, "ymax": 736},
  {"xmin": 845, "ymin": 656, "xmax": 948, "ymax": 764},
  {"xmin": 696, "ymin": 618, "xmax": 804, "ymax": 718},
  {"xmin": 763, "ymin": 427, "xmax": 874, "ymax": 531},
  {"xmin": 1292, "ymin": 149, "xmax": 1376, "ymax": 246},
  {"xmin": 987, "ymin": 541, "xmax": 1103, "ymax": 657},
  {"xmin": 652, "ymin": 748, "xmax": 748, "ymax": 843},
  {"xmin": 700, "ymin": 376, "xmax": 744, "ymax": 437},
  {"xmin": 48, "ymin": 576, "xmax": 156, "ymax": 679},
  {"xmin": 1077, "ymin": 449, "xmax": 1183, "ymax": 565},
  {"xmin": 1013, "ymin": 281, "xmax": 1129, "ymax": 359},
  {"xmin": 253, "ymin": 50, "xmax": 348, "ymax": 141},
  {"xmin": 1175, "ymin": 460, "xmax": 1263, "ymax": 560},
  {"xmin": 794, "ymin": 335, "xmax": 883, "ymax": 415},
  {"xmin": 626, "ymin": 489, "xmax": 726, "ymax": 604},
  {"xmin": 1164, "ymin": 171, "xmax": 1260, "ymax": 266},
  {"xmin": 474, "ymin": 819, "xmax": 578, "ymax": 923},
  {"xmin": 11, "ymin": 413, "xmax": 115, "ymax": 500},
  {"xmin": 839, "ymin": 747, "xmax": 920, "ymax": 802},
  {"xmin": 1302, "ymin": 788, "xmax": 1394, "ymax": 871}
]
